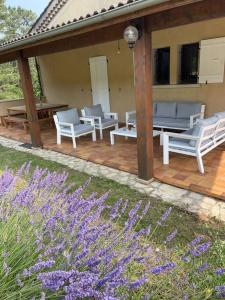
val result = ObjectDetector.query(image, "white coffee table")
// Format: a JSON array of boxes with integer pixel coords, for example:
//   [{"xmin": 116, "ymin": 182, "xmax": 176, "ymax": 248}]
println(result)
[{"xmin": 110, "ymin": 127, "xmax": 161, "ymax": 145}]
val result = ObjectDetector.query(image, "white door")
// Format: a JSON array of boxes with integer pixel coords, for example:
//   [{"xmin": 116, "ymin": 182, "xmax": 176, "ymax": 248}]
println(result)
[{"xmin": 89, "ymin": 56, "xmax": 110, "ymax": 113}]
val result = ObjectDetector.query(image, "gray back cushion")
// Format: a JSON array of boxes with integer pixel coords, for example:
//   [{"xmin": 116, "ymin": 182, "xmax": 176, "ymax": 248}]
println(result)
[
  {"xmin": 56, "ymin": 108, "xmax": 80, "ymax": 125},
  {"xmin": 177, "ymin": 102, "xmax": 202, "ymax": 119},
  {"xmin": 84, "ymin": 104, "xmax": 104, "ymax": 118},
  {"xmin": 189, "ymin": 115, "xmax": 218, "ymax": 146},
  {"xmin": 214, "ymin": 111, "xmax": 225, "ymax": 119},
  {"xmin": 155, "ymin": 102, "xmax": 177, "ymax": 118}
]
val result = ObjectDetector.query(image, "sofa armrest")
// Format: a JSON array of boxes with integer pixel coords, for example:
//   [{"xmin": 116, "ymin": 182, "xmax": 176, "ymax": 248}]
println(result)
[
  {"xmin": 104, "ymin": 112, "xmax": 118, "ymax": 120},
  {"xmin": 190, "ymin": 113, "xmax": 202, "ymax": 128},
  {"xmin": 80, "ymin": 117, "xmax": 95, "ymax": 126}
]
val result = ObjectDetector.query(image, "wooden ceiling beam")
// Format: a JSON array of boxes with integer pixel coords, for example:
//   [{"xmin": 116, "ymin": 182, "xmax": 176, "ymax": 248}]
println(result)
[
  {"xmin": 0, "ymin": 51, "xmax": 19, "ymax": 64},
  {"xmin": 22, "ymin": 23, "xmax": 125, "ymax": 58},
  {"xmin": 148, "ymin": 0, "xmax": 225, "ymax": 31},
  {"xmin": 0, "ymin": 0, "xmax": 225, "ymax": 62}
]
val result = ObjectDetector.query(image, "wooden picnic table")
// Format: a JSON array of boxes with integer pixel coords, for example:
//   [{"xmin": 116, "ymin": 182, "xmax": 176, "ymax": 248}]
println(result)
[
  {"xmin": 7, "ymin": 103, "xmax": 69, "ymax": 117},
  {"xmin": 4, "ymin": 103, "xmax": 69, "ymax": 131}
]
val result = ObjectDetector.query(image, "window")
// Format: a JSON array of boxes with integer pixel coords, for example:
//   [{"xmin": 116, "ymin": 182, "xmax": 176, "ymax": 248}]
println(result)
[
  {"xmin": 153, "ymin": 47, "xmax": 170, "ymax": 85},
  {"xmin": 179, "ymin": 43, "xmax": 199, "ymax": 84}
]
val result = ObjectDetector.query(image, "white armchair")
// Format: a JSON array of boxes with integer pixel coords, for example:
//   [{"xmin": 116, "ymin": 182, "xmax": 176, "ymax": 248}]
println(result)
[
  {"xmin": 81, "ymin": 104, "xmax": 118, "ymax": 139},
  {"xmin": 53, "ymin": 108, "xmax": 96, "ymax": 148},
  {"xmin": 126, "ymin": 111, "xmax": 136, "ymax": 128}
]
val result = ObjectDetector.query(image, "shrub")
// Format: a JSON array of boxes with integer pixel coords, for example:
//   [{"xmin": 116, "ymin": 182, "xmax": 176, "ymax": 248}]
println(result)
[{"xmin": 0, "ymin": 164, "xmax": 224, "ymax": 299}]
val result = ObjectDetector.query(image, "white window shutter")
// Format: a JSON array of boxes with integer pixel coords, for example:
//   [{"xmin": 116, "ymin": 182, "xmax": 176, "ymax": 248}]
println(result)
[{"xmin": 199, "ymin": 38, "xmax": 225, "ymax": 84}]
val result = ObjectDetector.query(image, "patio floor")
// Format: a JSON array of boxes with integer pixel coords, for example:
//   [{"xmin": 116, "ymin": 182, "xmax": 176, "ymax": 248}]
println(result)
[{"xmin": 1, "ymin": 125, "xmax": 225, "ymax": 201}]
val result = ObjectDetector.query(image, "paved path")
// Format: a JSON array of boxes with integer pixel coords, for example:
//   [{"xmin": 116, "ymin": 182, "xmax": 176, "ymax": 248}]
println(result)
[{"xmin": 0, "ymin": 136, "xmax": 224, "ymax": 222}]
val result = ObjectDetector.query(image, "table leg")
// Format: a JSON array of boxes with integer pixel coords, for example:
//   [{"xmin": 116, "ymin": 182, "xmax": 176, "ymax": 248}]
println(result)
[
  {"xmin": 160, "ymin": 130, "xmax": 164, "ymax": 146},
  {"xmin": 110, "ymin": 132, "xmax": 115, "ymax": 145}
]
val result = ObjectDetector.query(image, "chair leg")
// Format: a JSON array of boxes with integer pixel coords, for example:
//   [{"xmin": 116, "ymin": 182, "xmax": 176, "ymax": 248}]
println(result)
[
  {"xmin": 115, "ymin": 123, "xmax": 119, "ymax": 130},
  {"xmin": 163, "ymin": 134, "xmax": 169, "ymax": 164},
  {"xmin": 72, "ymin": 136, "xmax": 77, "ymax": 149},
  {"xmin": 57, "ymin": 132, "xmax": 61, "ymax": 145},
  {"xmin": 196, "ymin": 153, "xmax": 204, "ymax": 174},
  {"xmin": 100, "ymin": 128, "xmax": 103, "ymax": 140},
  {"xmin": 92, "ymin": 131, "xmax": 96, "ymax": 142}
]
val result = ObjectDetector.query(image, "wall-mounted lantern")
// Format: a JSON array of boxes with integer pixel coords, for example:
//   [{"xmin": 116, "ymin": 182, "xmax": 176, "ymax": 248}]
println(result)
[{"xmin": 123, "ymin": 25, "xmax": 139, "ymax": 49}]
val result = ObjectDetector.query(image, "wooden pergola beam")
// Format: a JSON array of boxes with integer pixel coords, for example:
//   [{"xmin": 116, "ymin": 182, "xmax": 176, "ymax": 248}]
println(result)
[
  {"xmin": 0, "ymin": 51, "xmax": 19, "ymax": 64},
  {"xmin": 17, "ymin": 53, "xmax": 42, "ymax": 147},
  {"xmin": 134, "ymin": 18, "xmax": 154, "ymax": 181},
  {"xmin": 0, "ymin": 0, "xmax": 224, "ymax": 63},
  {"xmin": 148, "ymin": 0, "xmax": 225, "ymax": 31},
  {"xmin": 23, "ymin": 23, "xmax": 126, "ymax": 58}
]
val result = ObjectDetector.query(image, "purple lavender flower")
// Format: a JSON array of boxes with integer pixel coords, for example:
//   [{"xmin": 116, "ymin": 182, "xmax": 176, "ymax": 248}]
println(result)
[
  {"xmin": 128, "ymin": 200, "xmax": 142, "ymax": 218},
  {"xmin": 129, "ymin": 277, "xmax": 147, "ymax": 289},
  {"xmin": 215, "ymin": 285, "xmax": 225, "ymax": 292},
  {"xmin": 140, "ymin": 201, "xmax": 151, "ymax": 219},
  {"xmin": 215, "ymin": 268, "xmax": 225, "ymax": 276},
  {"xmin": 196, "ymin": 263, "xmax": 209, "ymax": 273},
  {"xmin": 165, "ymin": 229, "xmax": 178, "ymax": 243},
  {"xmin": 151, "ymin": 262, "xmax": 176, "ymax": 275},
  {"xmin": 110, "ymin": 198, "xmax": 123, "ymax": 220},
  {"xmin": 157, "ymin": 207, "xmax": 172, "ymax": 226},
  {"xmin": 1, "ymin": 165, "xmax": 223, "ymax": 300},
  {"xmin": 190, "ymin": 241, "xmax": 211, "ymax": 257},
  {"xmin": 29, "ymin": 260, "xmax": 55, "ymax": 273},
  {"xmin": 188, "ymin": 236, "xmax": 204, "ymax": 247}
]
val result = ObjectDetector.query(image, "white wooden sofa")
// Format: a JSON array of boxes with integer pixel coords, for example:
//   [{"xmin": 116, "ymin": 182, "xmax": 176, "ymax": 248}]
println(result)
[
  {"xmin": 81, "ymin": 104, "xmax": 118, "ymax": 139},
  {"xmin": 126, "ymin": 102, "xmax": 205, "ymax": 130},
  {"xmin": 163, "ymin": 112, "xmax": 225, "ymax": 173},
  {"xmin": 53, "ymin": 108, "xmax": 96, "ymax": 148}
]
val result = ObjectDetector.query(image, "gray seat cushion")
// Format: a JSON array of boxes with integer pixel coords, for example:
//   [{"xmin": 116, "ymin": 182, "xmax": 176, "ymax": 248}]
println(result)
[
  {"xmin": 169, "ymin": 138, "xmax": 196, "ymax": 153},
  {"xmin": 60, "ymin": 124, "xmax": 94, "ymax": 136},
  {"xmin": 95, "ymin": 118, "xmax": 118, "ymax": 128},
  {"xmin": 155, "ymin": 102, "xmax": 177, "ymax": 118},
  {"xmin": 189, "ymin": 115, "xmax": 218, "ymax": 147},
  {"xmin": 56, "ymin": 108, "xmax": 80, "ymax": 125},
  {"xmin": 153, "ymin": 117, "xmax": 190, "ymax": 129},
  {"xmin": 176, "ymin": 102, "xmax": 202, "ymax": 119},
  {"xmin": 170, "ymin": 128, "xmax": 213, "ymax": 152},
  {"xmin": 84, "ymin": 104, "xmax": 104, "ymax": 118}
]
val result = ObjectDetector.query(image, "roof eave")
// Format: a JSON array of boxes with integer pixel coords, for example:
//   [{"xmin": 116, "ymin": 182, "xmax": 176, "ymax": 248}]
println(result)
[{"xmin": 0, "ymin": 0, "xmax": 168, "ymax": 54}]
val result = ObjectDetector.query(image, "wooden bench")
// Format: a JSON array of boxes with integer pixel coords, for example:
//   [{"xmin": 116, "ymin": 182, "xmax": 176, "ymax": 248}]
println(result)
[
  {"xmin": 0, "ymin": 113, "xmax": 25, "ymax": 126},
  {"xmin": 4, "ymin": 116, "xmax": 29, "ymax": 133}
]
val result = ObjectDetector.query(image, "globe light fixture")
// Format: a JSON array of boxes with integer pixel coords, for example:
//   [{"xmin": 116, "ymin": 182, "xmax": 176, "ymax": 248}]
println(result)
[{"xmin": 123, "ymin": 25, "xmax": 139, "ymax": 49}]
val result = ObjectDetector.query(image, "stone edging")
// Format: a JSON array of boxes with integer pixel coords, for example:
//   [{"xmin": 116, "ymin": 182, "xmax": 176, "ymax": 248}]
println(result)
[{"xmin": 0, "ymin": 136, "xmax": 224, "ymax": 222}]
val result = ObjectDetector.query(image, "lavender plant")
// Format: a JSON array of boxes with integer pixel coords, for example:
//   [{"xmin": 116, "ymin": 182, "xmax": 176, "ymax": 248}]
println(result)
[{"xmin": 0, "ymin": 164, "xmax": 224, "ymax": 299}]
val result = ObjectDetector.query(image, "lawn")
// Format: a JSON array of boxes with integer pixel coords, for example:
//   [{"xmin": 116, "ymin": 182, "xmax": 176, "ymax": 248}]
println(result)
[{"xmin": 0, "ymin": 144, "xmax": 224, "ymax": 299}]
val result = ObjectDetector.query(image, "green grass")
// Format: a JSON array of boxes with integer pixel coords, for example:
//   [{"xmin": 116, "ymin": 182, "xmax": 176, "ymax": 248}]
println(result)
[{"xmin": 0, "ymin": 144, "xmax": 224, "ymax": 251}]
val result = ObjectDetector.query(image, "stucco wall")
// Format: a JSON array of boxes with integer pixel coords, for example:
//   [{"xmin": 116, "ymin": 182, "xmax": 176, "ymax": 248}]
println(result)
[
  {"xmin": 50, "ymin": 0, "xmax": 128, "ymax": 26},
  {"xmin": 39, "ymin": 17, "xmax": 225, "ymax": 121}
]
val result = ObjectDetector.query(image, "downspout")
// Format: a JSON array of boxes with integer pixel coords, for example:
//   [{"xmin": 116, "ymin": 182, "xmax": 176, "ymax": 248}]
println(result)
[{"xmin": 0, "ymin": 0, "xmax": 169, "ymax": 52}]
